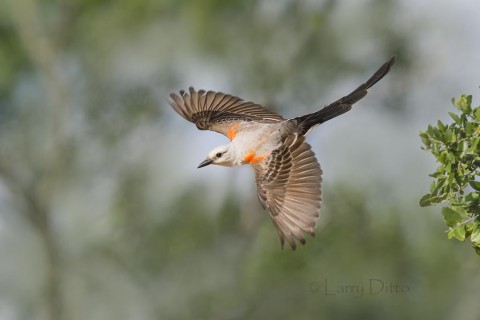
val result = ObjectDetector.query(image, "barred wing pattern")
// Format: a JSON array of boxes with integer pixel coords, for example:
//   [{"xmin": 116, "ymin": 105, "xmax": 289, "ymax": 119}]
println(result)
[
  {"xmin": 253, "ymin": 134, "xmax": 322, "ymax": 250},
  {"xmin": 169, "ymin": 87, "xmax": 285, "ymax": 138}
]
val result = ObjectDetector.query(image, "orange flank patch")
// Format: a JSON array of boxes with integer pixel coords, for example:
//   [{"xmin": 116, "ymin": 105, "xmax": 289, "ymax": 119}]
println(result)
[
  {"xmin": 227, "ymin": 123, "xmax": 239, "ymax": 141},
  {"xmin": 244, "ymin": 151, "xmax": 267, "ymax": 164}
]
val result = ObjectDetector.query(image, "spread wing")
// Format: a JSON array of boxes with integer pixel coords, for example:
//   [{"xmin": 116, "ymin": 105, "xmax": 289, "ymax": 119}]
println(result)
[
  {"xmin": 253, "ymin": 134, "xmax": 322, "ymax": 250},
  {"xmin": 294, "ymin": 56, "xmax": 396, "ymax": 134},
  {"xmin": 168, "ymin": 87, "xmax": 285, "ymax": 138}
]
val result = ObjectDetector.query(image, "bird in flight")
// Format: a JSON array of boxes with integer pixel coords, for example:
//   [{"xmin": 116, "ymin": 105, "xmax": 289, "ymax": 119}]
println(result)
[{"xmin": 168, "ymin": 57, "xmax": 395, "ymax": 250}]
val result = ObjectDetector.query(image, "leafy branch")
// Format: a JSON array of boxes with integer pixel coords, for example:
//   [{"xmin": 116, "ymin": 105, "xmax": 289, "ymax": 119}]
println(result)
[{"xmin": 419, "ymin": 94, "xmax": 480, "ymax": 255}]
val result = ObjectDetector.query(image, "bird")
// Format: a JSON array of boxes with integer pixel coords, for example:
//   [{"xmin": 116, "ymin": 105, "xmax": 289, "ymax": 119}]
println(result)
[{"xmin": 168, "ymin": 56, "xmax": 395, "ymax": 250}]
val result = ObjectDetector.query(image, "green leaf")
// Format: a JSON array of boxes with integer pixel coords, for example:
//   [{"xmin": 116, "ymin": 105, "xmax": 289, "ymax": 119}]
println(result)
[
  {"xmin": 429, "ymin": 125, "xmax": 443, "ymax": 141},
  {"xmin": 455, "ymin": 95, "xmax": 472, "ymax": 114},
  {"xmin": 437, "ymin": 165, "xmax": 445, "ymax": 174},
  {"xmin": 447, "ymin": 228, "xmax": 456, "ymax": 239},
  {"xmin": 454, "ymin": 140, "xmax": 468, "ymax": 159},
  {"xmin": 474, "ymin": 244, "xmax": 480, "ymax": 256},
  {"xmin": 470, "ymin": 137, "xmax": 480, "ymax": 153},
  {"xmin": 453, "ymin": 225, "xmax": 466, "ymax": 241},
  {"xmin": 420, "ymin": 194, "xmax": 447, "ymax": 207},
  {"xmin": 474, "ymin": 107, "xmax": 480, "ymax": 121},
  {"xmin": 437, "ymin": 120, "xmax": 446, "ymax": 131},
  {"xmin": 431, "ymin": 143, "xmax": 440, "ymax": 156},
  {"xmin": 419, "ymin": 194, "xmax": 434, "ymax": 207},
  {"xmin": 447, "ymin": 229, "xmax": 455, "ymax": 239},
  {"xmin": 431, "ymin": 177, "xmax": 447, "ymax": 195},
  {"xmin": 431, "ymin": 169, "xmax": 446, "ymax": 180},
  {"xmin": 442, "ymin": 207, "xmax": 463, "ymax": 227},
  {"xmin": 465, "ymin": 222, "xmax": 475, "ymax": 233},
  {"xmin": 464, "ymin": 191, "xmax": 480, "ymax": 203},
  {"xmin": 447, "ymin": 225, "xmax": 467, "ymax": 241},
  {"xmin": 419, "ymin": 131, "xmax": 430, "ymax": 146},
  {"xmin": 465, "ymin": 121, "xmax": 474, "ymax": 135},
  {"xmin": 469, "ymin": 181, "xmax": 480, "ymax": 191},
  {"xmin": 470, "ymin": 227, "xmax": 480, "ymax": 243},
  {"xmin": 449, "ymin": 112, "xmax": 461, "ymax": 124},
  {"xmin": 444, "ymin": 128, "xmax": 456, "ymax": 143},
  {"xmin": 447, "ymin": 152, "xmax": 456, "ymax": 163},
  {"xmin": 454, "ymin": 206, "xmax": 469, "ymax": 219},
  {"xmin": 427, "ymin": 125, "xmax": 435, "ymax": 136}
]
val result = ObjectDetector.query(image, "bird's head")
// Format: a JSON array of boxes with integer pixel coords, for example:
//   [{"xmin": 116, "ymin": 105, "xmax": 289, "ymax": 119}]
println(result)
[{"xmin": 198, "ymin": 144, "xmax": 238, "ymax": 168}]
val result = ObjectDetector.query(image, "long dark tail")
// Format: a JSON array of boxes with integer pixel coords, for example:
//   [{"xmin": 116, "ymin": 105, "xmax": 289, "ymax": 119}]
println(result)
[{"xmin": 293, "ymin": 56, "xmax": 395, "ymax": 135}]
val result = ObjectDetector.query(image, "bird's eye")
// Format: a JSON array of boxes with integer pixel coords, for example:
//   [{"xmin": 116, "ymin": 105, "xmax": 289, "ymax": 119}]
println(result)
[{"xmin": 216, "ymin": 152, "xmax": 222, "ymax": 158}]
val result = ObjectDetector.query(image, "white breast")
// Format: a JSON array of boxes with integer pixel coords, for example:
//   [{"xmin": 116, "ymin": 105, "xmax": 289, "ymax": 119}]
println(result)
[{"xmin": 232, "ymin": 123, "xmax": 283, "ymax": 157}]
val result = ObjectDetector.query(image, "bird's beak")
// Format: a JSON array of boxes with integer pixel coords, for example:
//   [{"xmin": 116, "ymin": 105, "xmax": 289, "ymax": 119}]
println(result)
[{"xmin": 197, "ymin": 158, "xmax": 213, "ymax": 168}]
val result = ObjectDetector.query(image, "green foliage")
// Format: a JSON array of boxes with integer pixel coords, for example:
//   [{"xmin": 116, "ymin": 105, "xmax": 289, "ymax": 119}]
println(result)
[{"xmin": 420, "ymin": 95, "xmax": 480, "ymax": 254}]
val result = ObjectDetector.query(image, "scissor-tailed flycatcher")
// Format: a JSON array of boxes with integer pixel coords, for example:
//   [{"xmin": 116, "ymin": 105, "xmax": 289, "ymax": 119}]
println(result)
[{"xmin": 168, "ymin": 57, "xmax": 395, "ymax": 250}]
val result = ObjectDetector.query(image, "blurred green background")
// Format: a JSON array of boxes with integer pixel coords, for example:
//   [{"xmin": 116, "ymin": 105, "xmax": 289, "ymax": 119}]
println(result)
[{"xmin": 0, "ymin": 0, "xmax": 479, "ymax": 319}]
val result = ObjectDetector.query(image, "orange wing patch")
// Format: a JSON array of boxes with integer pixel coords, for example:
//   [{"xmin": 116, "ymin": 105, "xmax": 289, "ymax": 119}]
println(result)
[
  {"xmin": 244, "ymin": 151, "xmax": 267, "ymax": 164},
  {"xmin": 227, "ymin": 123, "xmax": 239, "ymax": 141}
]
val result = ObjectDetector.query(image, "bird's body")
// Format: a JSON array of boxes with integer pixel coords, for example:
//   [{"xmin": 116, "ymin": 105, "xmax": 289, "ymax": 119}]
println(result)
[
  {"xmin": 228, "ymin": 122, "xmax": 283, "ymax": 164},
  {"xmin": 168, "ymin": 57, "xmax": 395, "ymax": 250}
]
